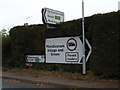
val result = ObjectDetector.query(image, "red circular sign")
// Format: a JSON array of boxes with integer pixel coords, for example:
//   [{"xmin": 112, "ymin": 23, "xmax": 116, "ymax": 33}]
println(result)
[{"xmin": 66, "ymin": 38, "xmax": 77, "ymax": 51}]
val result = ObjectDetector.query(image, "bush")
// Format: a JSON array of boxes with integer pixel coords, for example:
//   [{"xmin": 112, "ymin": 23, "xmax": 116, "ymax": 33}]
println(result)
[{"xmin": 89, "ymin": 12, "xmax": 119, "ymax": 78}]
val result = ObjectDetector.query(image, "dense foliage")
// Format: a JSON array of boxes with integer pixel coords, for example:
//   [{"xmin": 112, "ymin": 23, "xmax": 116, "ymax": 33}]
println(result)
[
  {"xmin": 88, "ymin": 12, "xmax": 119, "ymax": 78},
  {"xmin": 3, "ymin": 11, "xmax": 119, "ymax": 78},
  {"xmin": 2, "ymin": 35, "xmax": 11, "ymax": 68}
]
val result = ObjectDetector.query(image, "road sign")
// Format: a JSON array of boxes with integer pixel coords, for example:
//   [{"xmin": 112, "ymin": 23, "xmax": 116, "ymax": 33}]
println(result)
[
  {"xmin": 26, "ymin": 55, "xmax": 45, "ymax": 63},
  {"xmin": 85, "ymin": 39, "xmax": 92, "ymax": 62},
  {"xmin": 66, "ymin": 38, "xmax": 77, "ymax": 51},
  {"xmin": 42, "ymin": 8, "xmax": 64, "ymax": 24},
  {"xmin": 45, "ymin": 37, "xmax": 83, "ymax": 64}
]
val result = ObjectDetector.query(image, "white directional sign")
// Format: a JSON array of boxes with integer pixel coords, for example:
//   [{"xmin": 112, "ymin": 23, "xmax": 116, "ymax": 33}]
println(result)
[
  {"xmin": 42, "ymin": 8, "xmax": 64, "ymax": 24},
  {"xmin": 85, "ymin": 39, "xmax": 92, "ymax": 62},
  {"xmin": 45, "ymin": 37, "xmax": 83, "ymax": 64},
  {"xmin": 26, "ymin": 55, "xmax": 45, "ymax": 63}
]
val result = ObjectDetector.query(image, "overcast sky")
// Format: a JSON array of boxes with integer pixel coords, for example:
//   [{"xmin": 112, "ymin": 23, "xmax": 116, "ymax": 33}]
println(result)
[{"xmin": 0, "ymin": 0, "xmax": 119, "ymax": 31}]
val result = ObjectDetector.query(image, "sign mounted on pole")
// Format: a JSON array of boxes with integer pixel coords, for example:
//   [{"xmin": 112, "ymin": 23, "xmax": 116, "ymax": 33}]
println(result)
[
  {"xmin": 45, "ymin": 37, "xmax": 83, "ymax": 64},
  {"xmin": 42, "ymin": 8, "xmax": 64, "ymax": 24}
]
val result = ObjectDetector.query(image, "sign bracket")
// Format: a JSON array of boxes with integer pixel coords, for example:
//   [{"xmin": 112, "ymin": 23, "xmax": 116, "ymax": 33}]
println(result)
[{"xmin": 46, "ymin": 24, "xmax": 56, "ymax": 29}]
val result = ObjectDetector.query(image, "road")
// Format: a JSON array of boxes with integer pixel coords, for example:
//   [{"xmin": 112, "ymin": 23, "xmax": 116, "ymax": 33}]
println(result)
[{"xmin": 2, "ymin": 79, "xmax": 46, "ymax": 88}]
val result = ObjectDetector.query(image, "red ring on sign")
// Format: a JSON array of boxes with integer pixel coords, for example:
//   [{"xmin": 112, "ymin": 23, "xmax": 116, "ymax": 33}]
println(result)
[{"xmin": 66, "ymin": 38, "xmax": 77, "ymax": 51}]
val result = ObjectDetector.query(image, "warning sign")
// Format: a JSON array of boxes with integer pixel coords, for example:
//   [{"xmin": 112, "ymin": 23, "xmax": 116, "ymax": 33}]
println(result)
[{"xmin": 66, "ymin": 38, "xmax": 77, "ymax": 51}]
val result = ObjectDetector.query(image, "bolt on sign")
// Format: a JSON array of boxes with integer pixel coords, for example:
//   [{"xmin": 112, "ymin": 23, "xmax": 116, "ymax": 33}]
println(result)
[
  {"xmin": 26, "ymin": 55, "xmax": 45, "ymax": 63},
  {"xmin": 42, "ymin": 8, "xmax": 64, "ymax": 24},
  {"xmin": 45, "ymin": 37, "xmax": 84, "ymax": 64}
]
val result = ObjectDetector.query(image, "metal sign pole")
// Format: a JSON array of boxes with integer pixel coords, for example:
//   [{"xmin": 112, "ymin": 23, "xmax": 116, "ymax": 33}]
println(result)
[{"xmin": 82, "ymin": 0, "xmax": 86, "ymax": 74}]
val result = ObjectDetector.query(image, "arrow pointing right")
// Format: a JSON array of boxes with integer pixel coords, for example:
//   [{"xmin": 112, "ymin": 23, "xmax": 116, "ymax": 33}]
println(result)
[{"xmin": 85, "ymin": 39, "xmax": 92, "ymax": 62}]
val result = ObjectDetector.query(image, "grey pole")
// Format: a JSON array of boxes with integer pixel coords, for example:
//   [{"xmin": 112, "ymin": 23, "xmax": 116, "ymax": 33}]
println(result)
[{"xmin": 82, "ymin": 0, "xmax": 86, "ymax": 74}]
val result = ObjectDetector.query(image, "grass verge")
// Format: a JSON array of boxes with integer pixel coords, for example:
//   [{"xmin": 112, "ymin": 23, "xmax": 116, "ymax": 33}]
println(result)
[{"xmin": 2, "ymin": 67, "xmax": 118, "ymax": 82}]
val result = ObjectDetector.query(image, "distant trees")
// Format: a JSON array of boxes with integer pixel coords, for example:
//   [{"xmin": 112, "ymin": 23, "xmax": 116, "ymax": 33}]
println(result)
[
  {"xmin": 2, "ymin": 29, "xmax": 12, "ymax": 68},
  {"xmin": 1, "ymin": 29, "xmax": 8, "ymax": 36}
]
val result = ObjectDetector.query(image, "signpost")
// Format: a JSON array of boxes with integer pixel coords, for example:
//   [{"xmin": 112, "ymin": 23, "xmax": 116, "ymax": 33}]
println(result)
[
  {"xmin": 42, "ymin": 8, "xmax": 64, "ymax": 24},
  {"xmin": 26, "ymin": 55, "xmax": 45, "ymax": 63},
  {"xmin": 82, "ymin": 0, "xmax": 86, "ymax": 74},
  {"xmin": 45, "ymin": 37, "xmax": 83, "ymax": 64},
  {"xmin": 41, "ymin": 1, "xmax": 92, "ymax": 75}
]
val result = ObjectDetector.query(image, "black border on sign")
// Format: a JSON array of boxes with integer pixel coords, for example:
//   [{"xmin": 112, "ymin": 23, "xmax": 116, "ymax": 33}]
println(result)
[
  {"xmin": 65, "ymin": 52, "xmax": 79, "ymax": 62},
  {"xmin": 66, "ymin": 38, "xmax": 77, "ymax": 51}
]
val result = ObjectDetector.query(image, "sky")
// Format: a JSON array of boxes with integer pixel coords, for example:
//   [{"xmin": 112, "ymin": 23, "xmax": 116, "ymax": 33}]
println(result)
[{"xmin": 0, "ymin": 0, "xmax": 119, "ymax": 31}]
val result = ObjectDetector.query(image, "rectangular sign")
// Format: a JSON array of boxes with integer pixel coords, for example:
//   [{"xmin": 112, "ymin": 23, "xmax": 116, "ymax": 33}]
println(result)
[
  {"xmin": 45, "ymin": 37, "xmax": 83, "ymax": 64},
  {"xmin": 26, "ymin": 55, "xmax": 45, "ymax": 63},
  {"xmin": 65, "ymin": 52, "xmax": 79, "ymax": 62},
  {"xmin": 42, "ymin": 8, "xmax": 64, "ymax": 24}
]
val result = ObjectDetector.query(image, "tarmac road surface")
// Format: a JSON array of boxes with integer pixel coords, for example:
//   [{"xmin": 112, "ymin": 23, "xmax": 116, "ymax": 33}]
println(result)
[
  {"xmin": 2, "ymin": 71, "xmax": 119, "ymax": 88},
  {"xmin": 2, "ymin": 79, "xmax": 46, "ymax": 88}
]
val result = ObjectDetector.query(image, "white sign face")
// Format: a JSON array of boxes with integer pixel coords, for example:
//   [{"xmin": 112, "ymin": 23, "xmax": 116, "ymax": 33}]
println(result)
[
  {"xmin": 26, "ymin": 55, "xmax": 45, "ymax": 63},
  {"xmin": 45, "ymin": 37, "xmax": 83, "ymax": 64},
  {"xmin": 42, "ymin": 8, "xmax": 64, "ymax": 24}
]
